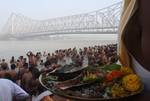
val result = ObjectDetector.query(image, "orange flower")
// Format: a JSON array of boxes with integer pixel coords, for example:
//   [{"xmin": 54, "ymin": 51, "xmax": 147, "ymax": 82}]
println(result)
[
  {"xmin": 106, "ymin": 70, "xmax": 122, "ymax": 81},
  {"xmin": 106, "ymin": 73, "xmax": 113, "ymax": 81},
  {"xmin": 111, "ymin": 70, "xmax": 122, "ymax": 77}
]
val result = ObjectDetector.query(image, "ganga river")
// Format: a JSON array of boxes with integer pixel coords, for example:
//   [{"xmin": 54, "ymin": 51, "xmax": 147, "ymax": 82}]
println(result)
[{"xmin": 0, "ymin": 34, "xmax": 117, "ymax": 60}]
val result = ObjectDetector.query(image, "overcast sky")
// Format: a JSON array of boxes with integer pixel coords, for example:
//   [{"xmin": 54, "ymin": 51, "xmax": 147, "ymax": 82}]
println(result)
[{"xmin": 0, "ymin": 0, "xmax": 121, "ymax": 30}]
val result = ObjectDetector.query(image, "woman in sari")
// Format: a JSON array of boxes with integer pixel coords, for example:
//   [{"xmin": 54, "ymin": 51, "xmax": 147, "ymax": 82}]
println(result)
[{"xmin": 118, "ymin": 0, "xmax": 150, "ymax": 91}]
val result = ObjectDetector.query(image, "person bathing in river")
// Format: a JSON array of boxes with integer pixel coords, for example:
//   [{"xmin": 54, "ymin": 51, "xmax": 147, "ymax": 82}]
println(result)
[
  {"xmin": 0, "ymin": 59, "xmax": 9, "ymax": 70},
  {"xmin": 27, "ymin": 51, "xmax": 37, "ymax": 67},
  {"xmin": 118, "ymin": 0, "xmax": 150, "ymax": 91}
]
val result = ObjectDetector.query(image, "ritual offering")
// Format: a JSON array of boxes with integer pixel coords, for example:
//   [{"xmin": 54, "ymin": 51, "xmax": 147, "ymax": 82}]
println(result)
[{"xmin": 39, "ymin": 64, "xmax": 143, "ymax": 101}]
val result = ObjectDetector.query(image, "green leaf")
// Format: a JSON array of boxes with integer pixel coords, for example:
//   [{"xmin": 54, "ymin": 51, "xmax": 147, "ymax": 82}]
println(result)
[{"xmin": 102, "ymin": 63, "xmax": 121, "ymax": 72}]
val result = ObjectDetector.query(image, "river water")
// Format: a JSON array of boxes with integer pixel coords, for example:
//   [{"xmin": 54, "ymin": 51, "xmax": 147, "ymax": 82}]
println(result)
[{"xmin": 0, "ymin": 34, "xmax": 118, "ymax": 60}]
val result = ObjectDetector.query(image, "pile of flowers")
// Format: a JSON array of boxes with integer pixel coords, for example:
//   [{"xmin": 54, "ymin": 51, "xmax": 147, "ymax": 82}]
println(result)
[{"xmin": 83, "ymin": 64, "xmax": 142, "ymax": 98}]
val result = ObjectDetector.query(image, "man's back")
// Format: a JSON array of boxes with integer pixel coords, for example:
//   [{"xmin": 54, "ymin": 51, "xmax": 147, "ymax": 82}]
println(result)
[{"xmin": 0, "ymin": 79, "xmax": 29, "ymax": 101}]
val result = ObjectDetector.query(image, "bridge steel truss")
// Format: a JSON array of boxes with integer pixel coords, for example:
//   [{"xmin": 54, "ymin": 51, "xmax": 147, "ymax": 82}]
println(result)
[{"xmin": 1, "ymin": 2, "xmax": 122, "ymax": 38}]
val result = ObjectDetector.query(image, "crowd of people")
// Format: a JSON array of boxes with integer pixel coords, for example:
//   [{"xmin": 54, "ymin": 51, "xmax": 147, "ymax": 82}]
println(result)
[{"xmin": 0, "ymin": 43, "xmax": 118, "ymax": 101}]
